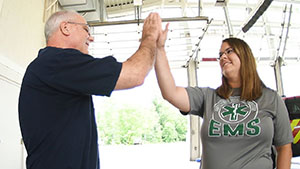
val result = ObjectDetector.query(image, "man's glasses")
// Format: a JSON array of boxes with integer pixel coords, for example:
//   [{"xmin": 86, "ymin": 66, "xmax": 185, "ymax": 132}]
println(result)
[
  {"xmin": 67, "ymin": 21, "xmax": 91, "ymax": 36},
  {"xmin": 218, "ymin": 47, "xmax": 235, "ymax": 60}
]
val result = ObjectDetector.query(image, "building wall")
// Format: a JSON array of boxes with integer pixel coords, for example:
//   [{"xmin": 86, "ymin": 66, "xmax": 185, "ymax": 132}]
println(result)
[
  {"xmin": 0, "ymin": 58, "xmax": 24, "ymax": 169},
  {"xmin": 0, "ymin": 0, "xmax": 45, "ymax": 168},
  {"xmin": 0, "ymin": 0, "xmax": 45, "ymax": 68}
]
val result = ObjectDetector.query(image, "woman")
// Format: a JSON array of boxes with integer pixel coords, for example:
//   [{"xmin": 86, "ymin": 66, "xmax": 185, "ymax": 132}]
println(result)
[{"xmin": 155, "ymin": 24, "xmax": 293, "ymax": 169}]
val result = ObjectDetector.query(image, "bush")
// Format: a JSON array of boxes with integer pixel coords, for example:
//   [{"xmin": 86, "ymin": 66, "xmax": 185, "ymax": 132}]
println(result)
[{"xmin": 97, "ymin": 97, "xmax": 187, "ymax": 145}]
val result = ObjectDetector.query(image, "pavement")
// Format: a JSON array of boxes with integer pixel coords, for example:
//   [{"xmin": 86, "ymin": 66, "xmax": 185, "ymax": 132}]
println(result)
[
  {"xmin": 99, "ymin": 142, "xmax": 199, "ymax": 169},
  {"xmin": 99, "ymin": 142, "xmax": 300, "ymax": 169}
]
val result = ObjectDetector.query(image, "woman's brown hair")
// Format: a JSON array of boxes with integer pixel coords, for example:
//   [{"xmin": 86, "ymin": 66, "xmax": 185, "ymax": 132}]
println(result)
[{"xmin": 216, "ymin": 38, "xmax": 264, "ymax": 101}]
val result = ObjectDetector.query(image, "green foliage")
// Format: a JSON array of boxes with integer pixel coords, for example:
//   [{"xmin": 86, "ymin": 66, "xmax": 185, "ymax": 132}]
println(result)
[
  {"xmin": 97, "ymin": 97, "xmax": 187, "ymax": 145},
  {"xmin": 153, "ymin": 98, "xmax": 187, "ymax": 143}
]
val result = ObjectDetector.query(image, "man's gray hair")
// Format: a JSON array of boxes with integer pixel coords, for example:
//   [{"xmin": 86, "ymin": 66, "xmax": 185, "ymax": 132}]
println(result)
[{"xmin": 44, "ymin": 10, "xmax": 79, "ymax": 43}]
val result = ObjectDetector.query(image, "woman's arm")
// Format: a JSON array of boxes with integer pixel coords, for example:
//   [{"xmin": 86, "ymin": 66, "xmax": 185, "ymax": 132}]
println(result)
[
  {"xmin": 276, "ymin": 143, "xmax": 292, "ymax": 169},
  {"xmin": 155, "ymin": 23, "xmax": 190, "ymax": 112}
]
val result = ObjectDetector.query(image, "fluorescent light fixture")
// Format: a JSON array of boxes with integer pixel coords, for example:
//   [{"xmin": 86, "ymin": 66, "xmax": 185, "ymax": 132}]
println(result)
[
  {"xmin": 58, "ymin": 0, "xmax": 96, "ymax": 12},
  {"xmin": 134, "ymin": 0, "xmax": 143, "ymax": 6},
  {"xmin": 215, "ymin": 0, "xmax": 228, "ymax": 6}
]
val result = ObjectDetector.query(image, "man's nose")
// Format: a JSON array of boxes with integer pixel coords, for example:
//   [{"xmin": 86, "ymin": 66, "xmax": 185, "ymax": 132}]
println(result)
[{"xmin": 89, "ymin": 35, "xmax": 94, "ymax": 42}]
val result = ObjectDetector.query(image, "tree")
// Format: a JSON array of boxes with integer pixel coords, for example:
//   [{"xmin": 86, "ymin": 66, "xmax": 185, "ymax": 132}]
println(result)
[
  {"xmin": 152, "ymin": 98, "xmax": 187, "ymax": 143},
  {"xmin": 97, "ymin": 97, "xmax": 187, "ymax": 145}
]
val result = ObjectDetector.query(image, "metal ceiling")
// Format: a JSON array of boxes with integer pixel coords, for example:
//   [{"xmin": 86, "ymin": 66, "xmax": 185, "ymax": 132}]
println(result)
[{"xmin": 87, "ymin": 0, "xmax": 300, "ymax": 70}]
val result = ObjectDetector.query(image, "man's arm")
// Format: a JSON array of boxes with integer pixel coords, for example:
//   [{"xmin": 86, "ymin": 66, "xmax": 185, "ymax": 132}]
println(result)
[{"xmin": 114, "ymin": 13, "xmax": 161, "ymax": 90}]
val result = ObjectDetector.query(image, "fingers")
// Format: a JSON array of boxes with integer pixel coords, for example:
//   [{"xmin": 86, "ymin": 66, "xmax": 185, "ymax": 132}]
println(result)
[
  {"xmin": 162, "ymin": 23, "xmax": 169, "ymax": 36},
  {"xmin": 143, "ymin": 13, "xmax": 169, "ymax": 45},
  {"xmin": 156, "ymin": 23, "xmax": 169, "ymax": 49},
  {"xmin": 144, "ymin": 13, "xmax": 162, "ymax": 30},
  {"xmin": 141, "ymin": 12, "xmax": 163, "ymax": 44},
  {"xmin": 144, "ymin": 12, "xmax": 161, "ymax": 25}
]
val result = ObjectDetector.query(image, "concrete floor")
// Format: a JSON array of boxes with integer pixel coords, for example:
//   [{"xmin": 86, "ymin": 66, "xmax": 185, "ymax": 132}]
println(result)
[
  {"xmin": 99, "ymin": 142, "xmax": 300, "ymax": 169},
  {"xmin": 99, "ymin": 142, "xmax": 199, "ymax": 169}
]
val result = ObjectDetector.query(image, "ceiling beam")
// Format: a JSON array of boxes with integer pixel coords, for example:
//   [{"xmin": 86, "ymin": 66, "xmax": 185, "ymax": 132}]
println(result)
[{"xmin": 89, "ymin": 16, "xmax": 209, "ymax": 26}]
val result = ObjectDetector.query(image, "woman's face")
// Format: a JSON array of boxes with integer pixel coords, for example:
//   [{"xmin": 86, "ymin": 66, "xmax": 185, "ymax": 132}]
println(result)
[{"xmin": 219, "ymin": 42, "xmax": 241, "ymax": 80}]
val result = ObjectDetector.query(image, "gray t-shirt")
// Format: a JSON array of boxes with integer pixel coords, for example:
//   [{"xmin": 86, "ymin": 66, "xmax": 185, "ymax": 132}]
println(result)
[{"xmin": 184, "ymin": 87, "xmax": 293, "ymax": 169}]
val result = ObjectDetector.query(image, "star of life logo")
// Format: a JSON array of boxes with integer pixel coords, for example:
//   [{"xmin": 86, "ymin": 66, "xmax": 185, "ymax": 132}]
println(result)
[{"xmin": 208, "ymin": 97, "xmax": 261, "ymax": 137}]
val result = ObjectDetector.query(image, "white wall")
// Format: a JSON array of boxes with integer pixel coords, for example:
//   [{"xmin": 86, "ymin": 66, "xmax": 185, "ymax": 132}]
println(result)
[
  {"xmin": 0, "ymin": 56, "xmax": 24, "ymax": 169},
  {"xmin": 0, "ymin": 0, "xmax": 45, "ymax": 168},
  {"xmin": 0, "ymin": 0, "xmax": 45, "ymax": 68}
]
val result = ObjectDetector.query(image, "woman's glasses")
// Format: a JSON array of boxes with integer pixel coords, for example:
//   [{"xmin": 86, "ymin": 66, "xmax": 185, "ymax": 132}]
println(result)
[{"xmin": 218, "ymin": 47, "xmax": 235, "ymax": 60}]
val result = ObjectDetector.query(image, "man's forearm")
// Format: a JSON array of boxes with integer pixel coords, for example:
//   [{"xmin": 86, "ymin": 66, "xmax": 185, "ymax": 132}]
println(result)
[{"xmin": 114, "ymin": 38, "xmax": 156, "ymax": 90}]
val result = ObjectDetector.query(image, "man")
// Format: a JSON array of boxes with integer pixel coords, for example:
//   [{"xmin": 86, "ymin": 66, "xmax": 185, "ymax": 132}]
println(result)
[{"xmin": 18, "ymin": 10, "xmax": 162, "ymax": 169}]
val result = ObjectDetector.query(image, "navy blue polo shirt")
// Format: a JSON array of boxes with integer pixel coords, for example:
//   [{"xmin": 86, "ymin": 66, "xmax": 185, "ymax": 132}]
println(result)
[{"xmin": 18, "ymin": 47, "xmax": 122, "ymax": 169}]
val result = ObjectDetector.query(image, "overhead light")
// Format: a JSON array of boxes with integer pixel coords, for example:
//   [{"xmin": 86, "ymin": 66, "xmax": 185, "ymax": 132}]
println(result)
[
  {"xmin": 58, "ymin": 0, "xmax": 96, "ymax": 12},
  {"xmin": 242, "ymin": 0, "xmax": 273, "ymax": 33},
  {"xmin": 134, "ymin": 0, "xmax": 143, "ymax": 6},
  {"xmin": 215, "ymin": 0, "xmax": 228, "ymax": 6},
  {"xmin": 58, "ymin": 0, "xmax": 86, "ymax": 6}
]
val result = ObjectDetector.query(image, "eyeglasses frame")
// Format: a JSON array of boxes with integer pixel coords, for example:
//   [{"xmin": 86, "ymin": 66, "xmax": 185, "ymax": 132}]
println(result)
[
  {"xmin": 67, "ymin": 21, "xmax": 91, "ymax": 36},
  {"xmin": 218, "ymin": 47, "xmax": 235, "ymax": 60}
]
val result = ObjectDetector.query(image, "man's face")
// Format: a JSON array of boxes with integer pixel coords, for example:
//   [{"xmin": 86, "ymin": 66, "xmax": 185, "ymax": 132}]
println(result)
[{"xmin": 68, "ymin": 15, "xmax": 94, "ymax": 54}]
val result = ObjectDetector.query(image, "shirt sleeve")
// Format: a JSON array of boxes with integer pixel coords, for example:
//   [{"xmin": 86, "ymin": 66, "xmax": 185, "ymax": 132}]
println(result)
[
  {"xmin": 273, "ymin": 93, "xmax": 294, "ymax": 146},
  {"xmin": 36, "ymin": 49, "xmax": 122, "ymax": 96},
  {"xmin": 181, "ymin": 86, "xmax": 206, "ymax": 117}
]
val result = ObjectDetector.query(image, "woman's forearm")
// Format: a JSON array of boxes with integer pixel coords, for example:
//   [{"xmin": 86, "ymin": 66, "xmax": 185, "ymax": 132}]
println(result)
[{"xmin": 155, "ymin": 48, "xmax": 190, "ymax": 112}]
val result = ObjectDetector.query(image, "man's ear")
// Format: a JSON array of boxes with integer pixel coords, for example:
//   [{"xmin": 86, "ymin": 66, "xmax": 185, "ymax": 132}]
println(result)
[{"xmin": 60, "ymin": 22, "xmax": 70, "ymax": 36}]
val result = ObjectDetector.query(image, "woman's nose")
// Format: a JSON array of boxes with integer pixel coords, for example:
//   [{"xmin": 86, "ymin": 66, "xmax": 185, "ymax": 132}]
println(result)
[{"xmin": 220, "ymin": 53, "xmax": 228, "ymax": 60}]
